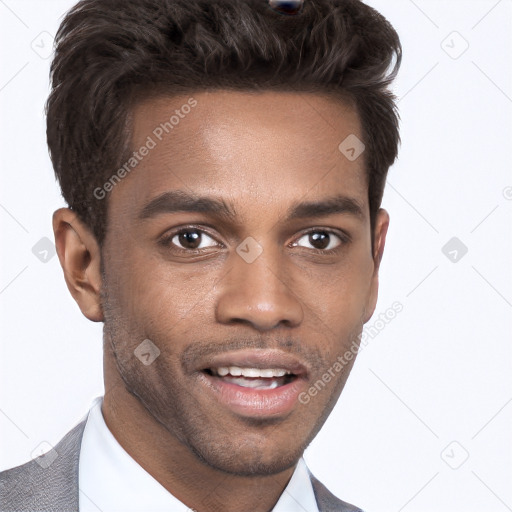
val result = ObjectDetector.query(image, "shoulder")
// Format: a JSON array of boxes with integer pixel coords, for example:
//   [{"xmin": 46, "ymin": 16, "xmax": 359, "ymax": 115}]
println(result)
[
  {"xmin": 310, "ymin": 472, "xmax": 365, "ymax": 512},
  {"xmin": 0, "ymin": 419, "xmax": 86, "ymax": 512}
]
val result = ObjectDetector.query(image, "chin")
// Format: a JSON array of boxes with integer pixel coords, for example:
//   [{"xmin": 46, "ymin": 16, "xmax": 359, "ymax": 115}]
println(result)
[
  {"xmin": 190, "ymin": 440, "xmax": 304, "ymax": 476},
  {"xmin": 167, "ymin": 411, "xmax": 318, "ymax": 477}
]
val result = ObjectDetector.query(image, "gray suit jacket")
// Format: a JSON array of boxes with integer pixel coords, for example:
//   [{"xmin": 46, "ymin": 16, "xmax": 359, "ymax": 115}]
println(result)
[{"xmin": 0, "ymin": 419, "xmax": 363, "ymax": 512}]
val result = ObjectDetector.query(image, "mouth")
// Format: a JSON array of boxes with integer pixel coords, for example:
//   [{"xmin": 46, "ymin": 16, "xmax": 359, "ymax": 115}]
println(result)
[
  {"xmin": 194, "ymin": 350, "xmax": 309, "ymax": 418},
  {"xmin": 202, "ymin": 366, "xmax": 298, "ymax": 390}
]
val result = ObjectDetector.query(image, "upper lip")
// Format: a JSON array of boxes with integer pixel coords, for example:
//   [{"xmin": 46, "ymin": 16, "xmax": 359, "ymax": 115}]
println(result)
[{"xmin": 198, "ymin": 349, "xmax": 309, "ymax": 378}]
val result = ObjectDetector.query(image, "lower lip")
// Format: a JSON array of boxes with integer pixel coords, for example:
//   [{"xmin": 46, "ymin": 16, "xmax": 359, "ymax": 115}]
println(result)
[{"xmin": 197, "ymin": 372, "xmax": 307, "ymax": 418}]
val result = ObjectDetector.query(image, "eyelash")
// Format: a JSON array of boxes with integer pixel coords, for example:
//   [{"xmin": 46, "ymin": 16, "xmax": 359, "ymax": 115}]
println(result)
[
  {"xmin": 159, "ymin": 225, "xmax": 351, "ymax": 255},
  {"xmin": 291, "ymin": 228, "xmax": 351, "ymax": 254}
]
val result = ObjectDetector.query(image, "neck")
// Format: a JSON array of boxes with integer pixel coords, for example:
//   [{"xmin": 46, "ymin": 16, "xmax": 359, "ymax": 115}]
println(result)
[{"xmin": 102, "ymin": 349, "xmax": 296, "ymax": 512}]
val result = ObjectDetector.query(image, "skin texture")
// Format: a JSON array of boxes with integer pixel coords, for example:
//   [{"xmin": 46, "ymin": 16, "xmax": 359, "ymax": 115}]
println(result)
[{"xmin": 53, "ymin": 90, "xmax": 389, "ymax": 512}]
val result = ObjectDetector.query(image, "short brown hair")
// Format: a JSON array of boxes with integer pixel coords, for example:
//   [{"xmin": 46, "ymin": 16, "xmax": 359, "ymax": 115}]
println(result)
[{"xmin": 47, "ymin": 0, "xmax": 401, "ymax": 246}]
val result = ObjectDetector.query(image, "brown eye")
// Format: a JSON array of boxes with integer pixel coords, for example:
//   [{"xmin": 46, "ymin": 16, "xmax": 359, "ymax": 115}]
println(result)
[
  {"xmin": 294, "ymin": 230, "xmax": 344, "ymax": 251},
  {"xmin": 170, "ymin": 229, "xmax": 217, "ymax": 250},
  {"xmin": 308, "ymin": 232, "xmax": 330, "ymax": 250}
]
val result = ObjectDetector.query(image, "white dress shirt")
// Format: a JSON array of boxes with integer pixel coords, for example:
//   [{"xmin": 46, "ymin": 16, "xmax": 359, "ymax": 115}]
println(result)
[{"xmin": 79, "ymin": 396, "xmax": 319, "ymax": 512}]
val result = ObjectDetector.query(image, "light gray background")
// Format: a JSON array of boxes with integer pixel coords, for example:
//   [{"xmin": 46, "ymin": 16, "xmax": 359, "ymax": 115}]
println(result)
[{"xmin": 1, "ymin": 1, "xmax": 511, "ymax": 511}]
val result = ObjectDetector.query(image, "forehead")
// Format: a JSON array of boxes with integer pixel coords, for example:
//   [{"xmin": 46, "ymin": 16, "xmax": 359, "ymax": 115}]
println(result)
[{"xmin": 113, "ymin": 90, "xmax": 368, "ymax": 220}]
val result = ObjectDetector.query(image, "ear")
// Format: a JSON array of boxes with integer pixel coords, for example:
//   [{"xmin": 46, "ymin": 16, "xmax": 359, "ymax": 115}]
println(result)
[
  {"xmin": 363, "ymin": 208, "xmax": 389, "ymax": 324},
  {"xmin": 52, "ymin": 208, "xmax": 104, "ymax": 322}
]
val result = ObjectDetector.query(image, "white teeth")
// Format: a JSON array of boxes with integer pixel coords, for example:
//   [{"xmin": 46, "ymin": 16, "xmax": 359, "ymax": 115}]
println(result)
[
  {"xmin": 212, "ymin": 366, "xmax": 291, "ymax": 378},
  {"xmin": 225, "ymin": 377, "xmax": 281, "ymax": 389},
  {"xmin": 229, "ymin": 366, "xmax": 242, "ymax": 376},
  {"xmin": 269, "ymin": 369, "xmax": 287, "ymax": 377}
]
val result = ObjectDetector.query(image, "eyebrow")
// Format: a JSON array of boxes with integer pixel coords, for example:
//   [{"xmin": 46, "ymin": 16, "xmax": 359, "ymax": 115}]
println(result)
[
  {"xmin": 138, "ymin": 190, "xmax": 365, "ymax": 222},
  {"xmin": 288, "ymin": 195, "xmax": 365, "ymax": 221},
  {"xmin": 138, "ymin": 190, "xmax": 237, "ymax": 221}
]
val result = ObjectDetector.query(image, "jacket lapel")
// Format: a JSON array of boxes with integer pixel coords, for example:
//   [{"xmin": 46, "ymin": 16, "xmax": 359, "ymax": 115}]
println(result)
[{"xmin": 309, "ymin": 470, "xmax": 363, "ymax": 512}]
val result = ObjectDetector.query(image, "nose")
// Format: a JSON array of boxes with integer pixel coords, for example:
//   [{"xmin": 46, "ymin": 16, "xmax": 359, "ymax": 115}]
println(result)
[{"xmin": 215, "ymin": 246, "xmax": 304, "ymax": 331}]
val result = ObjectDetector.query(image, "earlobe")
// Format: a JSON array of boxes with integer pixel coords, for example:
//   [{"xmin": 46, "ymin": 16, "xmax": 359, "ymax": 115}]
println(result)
[{"xmin": 52, "ymin": 208, "xmax": 104, "ymax": 322}]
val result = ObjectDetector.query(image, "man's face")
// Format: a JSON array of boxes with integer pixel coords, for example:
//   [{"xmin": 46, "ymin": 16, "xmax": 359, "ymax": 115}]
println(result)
[{"xmin": 100, "ymin": 90, "xmax": 385, "ymax": 476}]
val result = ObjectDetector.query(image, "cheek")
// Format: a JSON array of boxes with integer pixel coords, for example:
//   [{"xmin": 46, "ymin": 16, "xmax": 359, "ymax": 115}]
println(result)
[
  {"xmin": 299, "ymin": 252, "xmax": 373, "ymax": 317},
  {"xmin": 118, "ymin": 249, "xmax": 224, "ymax": 328},
  {"xmin": 302, "ymin": 263, "xmax": 372, "ymax": 355}
]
